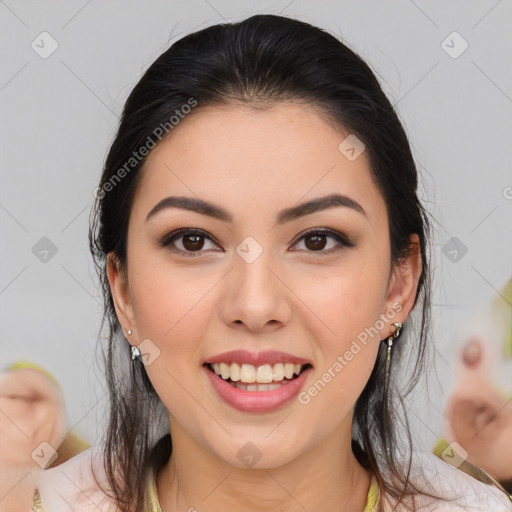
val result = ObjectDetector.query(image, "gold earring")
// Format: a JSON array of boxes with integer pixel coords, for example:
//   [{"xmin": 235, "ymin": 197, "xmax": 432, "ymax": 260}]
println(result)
[{"xmin": 383, "ymin": 322, "xmax": 403, "ymax": 403}]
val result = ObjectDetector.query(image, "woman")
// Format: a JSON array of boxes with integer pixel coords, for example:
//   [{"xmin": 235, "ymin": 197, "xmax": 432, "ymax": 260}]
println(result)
[{"xmin": 31, "ymin": 13, "xmax": 512, "ymax": 512}]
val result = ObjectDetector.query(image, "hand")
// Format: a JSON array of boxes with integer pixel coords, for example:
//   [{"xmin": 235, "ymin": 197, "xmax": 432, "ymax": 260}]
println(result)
[
  {"xmin": 0, "ymin": 366, "xmax": 65, "ymax": 512},
  {"xmin": 445, "ymin": 339, "xmax": 512, "ymax": 482}
]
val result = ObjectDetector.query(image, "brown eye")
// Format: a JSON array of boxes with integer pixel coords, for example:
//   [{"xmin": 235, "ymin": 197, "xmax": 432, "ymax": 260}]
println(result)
[
  {"xmin": 159, "ymin": 228, "xmax": 220, "ymax": 256},
  {"xmin": 292, "ymin": 229, "xmax": 354, "ymax": 254},
  {"xmin": 182, "ymin": 234, "xmax": 205, "ymax": 251},
  {"xmin": 304, "ymin": 234, "xmax": 328, "ymax": 251}
]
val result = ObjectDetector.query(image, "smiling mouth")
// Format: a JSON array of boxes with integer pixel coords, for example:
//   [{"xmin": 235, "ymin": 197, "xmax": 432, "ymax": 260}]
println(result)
[{"xmin": 204, "ymin": 362, "xmax": 313, "ymax": 391}]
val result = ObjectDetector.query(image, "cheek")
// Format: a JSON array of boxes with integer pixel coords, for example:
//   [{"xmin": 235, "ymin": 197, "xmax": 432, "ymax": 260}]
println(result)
[
  {"xmin": 127, "ymin": 257, "xmax": 221, "ymax": 405},
  {"xmin": 294, "ymin": 253, "xmax": 389, "ymax": 401},
  {"xmin": 129, "ymin": 263, "xmax": 216, "ymax": 415},
  {"xmin": 129, "ymin": 252, "xmax": 216, "ymax": 341},
  {"xmin": 299, "ymin": 251, "xmax": 391, "ymax": 345}
]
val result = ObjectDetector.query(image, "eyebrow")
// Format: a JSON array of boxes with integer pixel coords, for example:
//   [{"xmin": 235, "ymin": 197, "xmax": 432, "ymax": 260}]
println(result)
[{"xmin": 145, "ymin": 193, "xmax": 367, "ymax": 224}]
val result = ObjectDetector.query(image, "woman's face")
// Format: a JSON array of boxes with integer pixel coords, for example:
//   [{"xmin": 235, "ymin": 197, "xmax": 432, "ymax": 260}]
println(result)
[{"xmin": 108, "ymin": 102, "xmax": 420, "ymax": 468}]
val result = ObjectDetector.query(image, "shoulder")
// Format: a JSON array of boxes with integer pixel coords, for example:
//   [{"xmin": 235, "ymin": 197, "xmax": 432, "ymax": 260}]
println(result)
[
  {"xmin": 389, "ymin": 451, "xmax": 512, "ymax": 511},
  {"xmin": 35, "ymin": 446, "xmax": 119, "ymax": 512}
]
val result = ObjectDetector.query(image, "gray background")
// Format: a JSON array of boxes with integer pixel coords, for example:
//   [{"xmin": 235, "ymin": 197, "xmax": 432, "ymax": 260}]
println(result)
[{"xmin": 1, "ymin": 0, "xmax": 511, "ymax": 451}]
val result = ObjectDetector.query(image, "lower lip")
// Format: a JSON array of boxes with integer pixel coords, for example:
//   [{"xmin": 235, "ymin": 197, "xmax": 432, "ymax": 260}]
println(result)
[{"xmin": 204, "ymin": 365, "xmax": 312, "ymax": 413}]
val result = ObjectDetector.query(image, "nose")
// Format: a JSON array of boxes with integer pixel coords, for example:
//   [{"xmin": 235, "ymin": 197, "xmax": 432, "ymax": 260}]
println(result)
[{"xmin": 220, "ymin": 250, "xmax": 292, "ymax": 333}]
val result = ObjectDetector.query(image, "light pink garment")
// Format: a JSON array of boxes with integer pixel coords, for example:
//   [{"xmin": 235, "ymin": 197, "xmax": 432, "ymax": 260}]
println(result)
[
  {"xmin": 35, "ymin": 447, "xmax": 512, "ymax": 511},
  {"xmin": 35, "ymin": 447, "xmax": 119, "ymax": 512},
  {"xmin": 383, "ymin": 451, "xmax": 512, "ymax": 511}
]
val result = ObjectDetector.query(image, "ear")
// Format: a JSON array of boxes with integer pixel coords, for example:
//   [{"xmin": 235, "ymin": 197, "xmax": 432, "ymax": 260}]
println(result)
[
  {"xmin": 379, "ymin": 233, "xmax": 422, "ymax": 338},
  {"xmin": 106, "ymin": 252, "xmax": 137, "ymax": 338}
]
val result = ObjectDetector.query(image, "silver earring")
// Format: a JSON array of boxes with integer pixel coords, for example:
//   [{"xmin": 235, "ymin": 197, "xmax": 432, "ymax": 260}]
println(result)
[
  {"xmin": 127, "ymin": 329, "xmax": 132, "ymax": 336},
  {"xmin": 131, "ymin": 345, "xmax": 142, "ymax": 362}
]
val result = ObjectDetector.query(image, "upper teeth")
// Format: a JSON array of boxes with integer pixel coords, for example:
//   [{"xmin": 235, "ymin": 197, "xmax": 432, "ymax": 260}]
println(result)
[{"xmin": 210, "ymin": 362, "xmax": 304, "ymax": 383}]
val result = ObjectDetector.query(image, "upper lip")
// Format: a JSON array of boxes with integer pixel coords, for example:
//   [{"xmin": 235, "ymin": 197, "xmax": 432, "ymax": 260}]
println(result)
[{"xmin": 204, "ymin": 350, "xmax": 313, "ymax": 367}]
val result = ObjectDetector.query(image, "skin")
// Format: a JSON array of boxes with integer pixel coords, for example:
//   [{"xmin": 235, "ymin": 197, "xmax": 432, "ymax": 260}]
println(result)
[
  {"xmin": 107, "ymin": 102, "xmax": 422, "ymax": 511},
  {"xmin": 0, "ymin": 368, "xmax": 64, "ymax": 512},
  {"xmin": 445, "ymin": 339, "xmax": 512, "ymax": 481}
]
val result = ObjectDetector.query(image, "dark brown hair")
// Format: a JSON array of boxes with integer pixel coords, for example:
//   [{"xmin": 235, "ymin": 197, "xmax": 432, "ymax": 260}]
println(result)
[{"xmin": 89, "ymin": 13, "xmax": 447, "ymax": 512}]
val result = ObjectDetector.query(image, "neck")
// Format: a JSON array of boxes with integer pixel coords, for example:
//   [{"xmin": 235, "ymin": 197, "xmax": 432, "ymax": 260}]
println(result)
[{"xmin": 156, "ymin": 420, "xmax": 371, "ymax": 512}]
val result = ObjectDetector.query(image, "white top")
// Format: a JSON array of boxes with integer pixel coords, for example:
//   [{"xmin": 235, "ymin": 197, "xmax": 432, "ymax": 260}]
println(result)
[{"xmin": 34, "ymin": 446, "xmax": 512, "ymax": 511}]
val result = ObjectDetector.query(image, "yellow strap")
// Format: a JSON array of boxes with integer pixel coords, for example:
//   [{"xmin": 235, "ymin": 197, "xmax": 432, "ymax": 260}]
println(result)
[
  {"xmin": 6, "ymin": 360, "xmax": 61, "ymax": 389},
  {"xmin": 33, "ymin": 473, "xmax": 378, "ymax": 511},
  {"xmin": 147, "ymin": 471, "xmax": 379, "ymax": 511},
  {"xmin": 32, "ymin": 488, "xmax": 45, "ymax": 511},
  {"xmin": 147, "ymin": 470, "xmax": 163, "ymax": 512},
  {"xmin": 364, "ymin": 474, "xmax": 380, "ymax": 511}
]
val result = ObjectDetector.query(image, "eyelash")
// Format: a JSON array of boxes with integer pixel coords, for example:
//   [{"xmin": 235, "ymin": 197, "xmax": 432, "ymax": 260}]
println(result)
[{"xmin": 158, "ymin": 228, "xmax": 355, "ymax": 257}]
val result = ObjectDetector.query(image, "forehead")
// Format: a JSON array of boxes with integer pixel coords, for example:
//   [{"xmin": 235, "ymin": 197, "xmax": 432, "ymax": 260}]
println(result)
[{"xmin": 131, "ymin": 102, "xmax": 386, "ymax": 225}]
